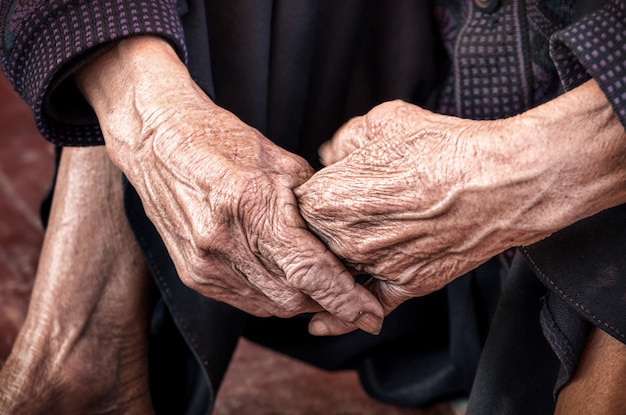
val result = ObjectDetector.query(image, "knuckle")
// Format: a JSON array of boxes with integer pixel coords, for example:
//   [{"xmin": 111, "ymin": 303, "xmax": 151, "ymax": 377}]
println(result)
[
  {"xmin": 247, "ymin": 308, "xmax": 273, "ymax": 318},
  {"xmin": 286, "ymin": 262, "xmax": 337, "ymax": 299},
  {"xmin": 369, "ymin": 99, "xmax": 405, "ymax": 120},
  {"xmin": 367, "ymin": 100, "xmax": 416, "ymax": 139},
  {"xmin": 272, "ymin": 307, "xmax": 299, "ymax": 319},
  {"xmin": 377, "ymin": 283, "xmax": 407, "ymax": 310},
  {"xmin": 178, "ymin": 256, "xmax": 227, "ymax": 298},
  {"xmin": 188, "ymin": 219, "xmax": 222, "ymax": 253},
  {"xmin": 285, "ymin": 262, "xmax": 317, "ymax": 290},
  {"xmin": 179, "ymin": 269, "xmax": 212, "ymax": 294}
]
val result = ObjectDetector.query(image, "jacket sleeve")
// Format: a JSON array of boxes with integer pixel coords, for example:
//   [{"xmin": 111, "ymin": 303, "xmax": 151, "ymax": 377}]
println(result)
[
  {"xmin": 0, "ymin": 0, "xmax": 187, "ymax": 146},
  {"xmin": 549, "ymin": 0, "xmax": 626, "ymax": 128},
  {"xmin": 522, "ymin": 0, "xmax": 626, "ymax": 344}
]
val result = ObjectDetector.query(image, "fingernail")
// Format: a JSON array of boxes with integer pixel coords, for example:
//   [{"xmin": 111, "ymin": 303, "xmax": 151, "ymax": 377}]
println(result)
[
  {"xmin": 358, "ymin": 312, "xmax": 383, "ymax": 335},
  {"xmin": 309, "ymin": 318, "xmax": 330, "ymax": 336}
]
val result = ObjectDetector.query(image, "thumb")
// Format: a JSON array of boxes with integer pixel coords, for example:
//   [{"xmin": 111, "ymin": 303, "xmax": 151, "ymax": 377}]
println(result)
[
  {"xmin": 319, "ymin": 116, "xmax": 369, "ymax": 166},
  {"xmin": 308, "ymin": 279, "xmax": 409, "ymax": 336}
]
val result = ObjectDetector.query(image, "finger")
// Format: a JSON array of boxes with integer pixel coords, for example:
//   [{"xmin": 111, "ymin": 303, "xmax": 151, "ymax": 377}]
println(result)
[
  {"xmin": 309, "ymin": 311, "xmax": 360, "ymax": 336},
  {"xmin": 319, "ymin": 116, "xmax": 369, "ymax": 166},
  {"xmin": 187, "ymin": 266, "xmax": 320, "ymax": 318},
  {"xmin": 274, "ymin": 227, "xmax": 385, "ymax": 335},
  {"xmin": 266, "ymin": 140, "xmax": 316, "ymax": 184},
  {"xmin": 275, "ymin": 153, "xmax": 315, "ymax": 185},
  {"xmin": 177, "ymin": 243, "xmax": 323, "ymax": 318},
  {"xmin": 215, "ymin": 288, "xmax": 313, "ymax": 319},
  {"xmin": 244, "ymin": 254, "xmax": 325, "ymax": 317},
  {"xmin": 308, "ymin": 280, "xmax": 409, "ymax": 336},
  {"xmin": 365, "ymin": 279, "xmax": 409, "ymax": 315}
]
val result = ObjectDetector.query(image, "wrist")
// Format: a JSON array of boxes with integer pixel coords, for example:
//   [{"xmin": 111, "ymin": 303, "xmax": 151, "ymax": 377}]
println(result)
[
  {"xmin": 74, "ymin": 36, "xmax": 193, "ymax": 170},
  {"xmin": 482, "ymin": 80, "xmax": 626, "ymax": 244}
]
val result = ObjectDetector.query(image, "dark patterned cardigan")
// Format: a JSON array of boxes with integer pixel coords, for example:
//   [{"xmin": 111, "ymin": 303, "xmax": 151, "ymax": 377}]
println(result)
[
  {"xmin": 2, "ymin": 1, "xmax": 625, "ymax": 143},
  {"xmin": 2, "ymin": 0, "xmax": 626, "ymax": 411},
  {"xmin": 3, "ymin": 0, "xmax": 624, "ymax": 343}
]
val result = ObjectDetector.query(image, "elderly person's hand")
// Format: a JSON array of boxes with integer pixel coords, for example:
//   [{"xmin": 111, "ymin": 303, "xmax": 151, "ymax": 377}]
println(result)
[
  {"xmin": 296, "ymin": 81, "xmax": 626, "ymax": 335},
  {"xmin": 74, "ymin": 36, "xmax": 384, "ymax": 334}
]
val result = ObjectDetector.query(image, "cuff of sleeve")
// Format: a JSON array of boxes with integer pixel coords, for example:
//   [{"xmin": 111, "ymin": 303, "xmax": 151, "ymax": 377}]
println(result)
[
  {"xmin": 3, "ymin": 0, "xmax": 187, "ymax": 146},
  {"xmin": 549, "ymin": 0, "xmax": 626, "ymax": 130}
]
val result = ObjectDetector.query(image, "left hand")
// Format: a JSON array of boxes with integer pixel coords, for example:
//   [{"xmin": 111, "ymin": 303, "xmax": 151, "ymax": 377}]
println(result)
[
  {"xmin": 296, "ymin": 101, "xmax": 507, "ymax": 335},
  {"xmin": 296, "ymin": 91, "xmax": 626, "ymax": 335}
]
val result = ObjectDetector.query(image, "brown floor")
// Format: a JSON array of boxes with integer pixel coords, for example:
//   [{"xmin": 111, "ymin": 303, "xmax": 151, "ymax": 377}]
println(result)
[{"xmin": 0, "ymin": 70, "xmax": 465, "ymax": 415}]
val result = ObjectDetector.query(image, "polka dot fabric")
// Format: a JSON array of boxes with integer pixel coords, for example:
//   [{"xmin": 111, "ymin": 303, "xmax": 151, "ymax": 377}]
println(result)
[
  {"xmin": 453, "ymin": 1, "xmax": 533, "ymax": 120},
  {"xmin": 550, "ymin": 0, "xmax": 626, "ymax": 129},
  {"xmin": 1, "ymin": 0, "xmax": 187, "ymax": 146},
  {"xmin": 2, "ymin": 1, "xmax": 626, "ymax": 145}
]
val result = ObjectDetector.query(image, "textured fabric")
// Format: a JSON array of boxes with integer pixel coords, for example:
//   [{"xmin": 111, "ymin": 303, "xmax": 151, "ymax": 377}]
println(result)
[
  {"xmin": 2, "ymin": 1, "xmax": 625, "ymax": 136},
  {"xmin": 436, "ymin": 1, "xmax": 537, "ymax": 119},
  {"xmin": 523, "ymin": 204, "xmax": 626, "ymax": 351},
  {"xmin": 0, "ymin": 0, "xmax": 187, "ymax": 146},
  {"xmin": 551, "ymin": 0, "xmax": 626, "ymax": 126},
  {"xmin": 433, "ymin": 0, "xmax": 626, "ymax": 124},
  {"xmin": 525, "ymin": 0, "xmax": 575, "ymax": 104},
  {"xmin": 466, "ymin": 253, "xmax": 563, "ymax": 415},
  {"xmin": 520, "ymin": 2, "xmax": 626, "ymax": 403},
  {"xmin": 434, "ymin": 0, "xmax": 576, "ymax": 119}
]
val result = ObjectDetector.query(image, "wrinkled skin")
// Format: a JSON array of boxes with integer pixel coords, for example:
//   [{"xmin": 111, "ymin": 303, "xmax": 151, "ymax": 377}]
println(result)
[
  {"xmin": 297, "ymin": 83, "xmax": 626, "ymax": 335},
  {"xmin": 297, "ymin": 102, "xmax": 525, "ymax": 333},
  {"xmin": 555, "ymin": 327, "xmax": 626, "ymax": 414},
  {"xmin": 75, "ymin": 37, "xmax": 384, "ymax": 333},
  {"xmin": 0, "ymin": 147, "xmax": 154, "ymax": 414}
]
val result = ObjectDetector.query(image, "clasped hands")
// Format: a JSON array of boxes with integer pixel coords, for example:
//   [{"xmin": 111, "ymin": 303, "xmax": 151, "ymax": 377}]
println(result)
[
  {"xmin": 102, "ymin": 82, "xmax": 517, "ymax": 337},
  {"xmin": 134, "ymin": 94, "xmax": 490, "ymax": 337},
  {"xmin": 79, "ymin": 37, "xmax": 611, "ymax": 338}
]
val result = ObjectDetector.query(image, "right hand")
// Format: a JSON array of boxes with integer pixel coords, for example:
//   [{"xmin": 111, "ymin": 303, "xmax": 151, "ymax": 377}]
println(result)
[{"xmin": 74, "ymin": 36, "xmax": 384, "ymax": 333}]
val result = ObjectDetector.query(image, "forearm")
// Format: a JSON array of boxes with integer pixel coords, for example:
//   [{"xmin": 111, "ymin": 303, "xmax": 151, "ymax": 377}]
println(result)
[
  {"xmin": 0, "ymin": 145, "xmax": 155, "ymax": 413},
  {"xmin": 36, "ymin": 146, "xmax": 147, "ymax": 310},
  {"xmin": 555, "ymin": 327, "xmax": 626, "ymax": 415},
  {"xmin": 495, "ymin": 80, "xmax": 626, "ymax": 243}
]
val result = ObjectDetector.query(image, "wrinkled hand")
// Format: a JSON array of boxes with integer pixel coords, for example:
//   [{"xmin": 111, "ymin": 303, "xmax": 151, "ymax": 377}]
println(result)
[
  {"xmin": 296, "ymin": 100, "xmax": 565, "ymax": 335},
  {"xmin": 76, "ymin": 37, "xmax": 384, "ymax": 333}
]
